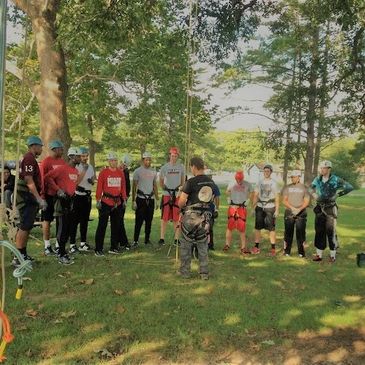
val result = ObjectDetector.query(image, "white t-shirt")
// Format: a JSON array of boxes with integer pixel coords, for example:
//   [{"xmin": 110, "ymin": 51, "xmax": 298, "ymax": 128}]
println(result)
[
  {"xmin": 160, "ymin": 162, "xmax": 185, "ymax": 196},
  {"xmin": 227, "ymin": 181, "xmax": 252, "ymax": 205},
  {"xmin": 255, "ymin": 178, "xmax": 279, "ymax": 208},
  {"xmin": 75, "ymin": 163, "xmax": 95, "ymax": 195}
]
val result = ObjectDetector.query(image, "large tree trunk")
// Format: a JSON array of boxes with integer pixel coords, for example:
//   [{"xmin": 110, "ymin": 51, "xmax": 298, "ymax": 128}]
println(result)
[
  {"xmin": 304, "ymin": 26, "xmax": 319, "ymax": 185},
  {"xmin": 86, "ymin": 114, "xmax": 96, "ymax": 169},
  {"xmin": 12, "ymin": 0, "xmax": 71, "ymax": 154}
]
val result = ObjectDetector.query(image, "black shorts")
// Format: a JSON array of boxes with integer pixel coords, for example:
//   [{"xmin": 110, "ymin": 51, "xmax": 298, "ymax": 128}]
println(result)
[
  {"xmin": 41, "ymin": 194, "xmax": 55, "ymax": 222},
  {"xmin": 17, "ymin": 192, "xmax": 39, "ymax": 231},
  {"xmin": 255, "ymin": 206, "xmax": 276, "ymax": 231}
]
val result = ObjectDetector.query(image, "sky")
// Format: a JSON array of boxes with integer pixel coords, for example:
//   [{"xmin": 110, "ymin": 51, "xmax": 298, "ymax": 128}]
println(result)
[{"xmin": 6, "ymin": 15, "xmax": 275, "ymax": 132}]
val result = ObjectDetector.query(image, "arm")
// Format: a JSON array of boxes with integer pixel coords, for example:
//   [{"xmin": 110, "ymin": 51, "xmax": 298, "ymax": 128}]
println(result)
[
  {"xmin": 132, "ymin": 179, "xmax": 137, "ymax": 203},
  {"xmin": 44, "ymin": 169, "xmax": 61, "ymax": 195},
  {"xmin": 337, "ymin": 178, "xmax": 354, "ymax": 197},
  {"xmin": 120, "ymin": 171, "xmax": 127, "ymax": 201},
  {"xmin": 153, "ymin": 180, "xmax": 159, "ymax": 201},
  {"xmin": 24, "ymin": 176, "xmax": 42, "ymax": 201},
  {"xmin": 95, "ymin": 170, "xmax": 103, "ymax": 201},
  {"xmin": 178, "ymin": 192, "xmax": 188, "ymax": 209}
]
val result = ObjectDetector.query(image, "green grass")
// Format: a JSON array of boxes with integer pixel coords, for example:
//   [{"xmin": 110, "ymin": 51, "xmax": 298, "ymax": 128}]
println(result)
[{"xmin": 3, "ymin": 188, "xmax": 365, "ymax": 364}]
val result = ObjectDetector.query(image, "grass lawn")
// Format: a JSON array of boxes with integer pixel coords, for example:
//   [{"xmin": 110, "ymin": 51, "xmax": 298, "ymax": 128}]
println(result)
[{"xmin": 3, "ymin": 188, "xmax": 365, "ymax": 364}]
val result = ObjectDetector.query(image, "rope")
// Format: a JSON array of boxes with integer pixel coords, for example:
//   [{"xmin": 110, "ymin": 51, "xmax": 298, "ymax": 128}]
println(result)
[{"xmin": 184, "ymin": 0, "xmax": 195, "ymax": 173}]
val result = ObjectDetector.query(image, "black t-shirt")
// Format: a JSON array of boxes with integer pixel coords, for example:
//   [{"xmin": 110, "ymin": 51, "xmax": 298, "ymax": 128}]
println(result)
[{"xmin": 182, "ymin": 174, "xmax": 218, "ymax": 206}]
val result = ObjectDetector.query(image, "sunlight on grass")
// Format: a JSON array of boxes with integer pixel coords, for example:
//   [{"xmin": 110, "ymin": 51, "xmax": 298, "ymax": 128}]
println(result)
[
  {"xmin": 246, "ymin": 261, "xmax": 269, "ymax": 268},
  {"xmin": 193, "ymin": 285, "xmax": 215, "ymax": 295},
  {"xmin": 279, "ymin": 308, "xmax": 302, "ymax": 326},
  {"xmin": 224, "ymin": 313, "xmax": 241, "ymax": 325},
  {"xmin": 82, "ymin": 322, "xmax": 106, "ymax": 334},
  {"xmin": 302, "ymin": 299, "xmax": 328, "ymax": 307},
  {"xmin": 321, "ymin": 308, "xmax": 365, "ymax": 328},
  {"xmin": 343, "ymin": 295, "xmax": 362, "ymax": 303}
]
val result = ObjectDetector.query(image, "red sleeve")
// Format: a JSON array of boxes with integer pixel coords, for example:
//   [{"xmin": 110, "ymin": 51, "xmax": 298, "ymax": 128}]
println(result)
[
  {"xmin": 96, "ymin": 169, "xmax": 105, "ymax": 201},
  {"xmin": 120, "ymin": 170, "xmax": 127, "ymax": 200},
  {"xmin": 44, "ymin": 168, "xmax": 61, "ymax": 193}
]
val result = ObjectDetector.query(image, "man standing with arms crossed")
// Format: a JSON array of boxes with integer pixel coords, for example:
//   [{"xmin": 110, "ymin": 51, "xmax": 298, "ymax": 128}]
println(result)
[
  {"xmin": 69, "ymin": 147, "xmax": 95, "ymax": 253},
  {"xmin": 252, "ymin": 164, "xmax": 280, "ymax": 256},
  {"xmin": 13, "ymin": 136, "xmax": 47, "ymax": 266},
  {"xmin": 132, "ymin": 152, "xmax": 159, "ymax": 247},
  {"xmin": 41, "ymin": 140, "xmax": 66, "ymax": 256},
  {"xmin": 282, "ymin": 170, "xmax": 310, "ymax": 257},
  {"xmin": 159, "ymin": 147, "xmax": 185, "ymax": 247},
  {"xmin": 311, "ymin": 160, "xmax": 353, "ymax": 263}
]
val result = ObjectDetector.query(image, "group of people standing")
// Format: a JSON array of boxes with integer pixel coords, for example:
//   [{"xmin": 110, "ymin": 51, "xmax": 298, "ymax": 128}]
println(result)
[{"xmin": 9, "ymin": 135, "xmax": 354, "ymax": 279}]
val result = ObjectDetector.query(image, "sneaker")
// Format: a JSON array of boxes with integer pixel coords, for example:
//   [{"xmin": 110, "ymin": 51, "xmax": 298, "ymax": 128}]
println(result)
[
  {"xmin": 329, "ymin": 256, "xmax": 336, "ymax": 263},
  {"xmin": 200, "ymin": 273, "xmax": 209, "ymax": 280},
  {"xmin": 95, "ymin": 250, "xmax": 105, "ymax": 257},
  {"xmin": 313, "ymin": 255, "xmax": 322, "ymax": 262},
  {"xmin": 23, "ymin": 254, "xmax": 35, "ymax": 262},
  {"xmin": 58, "ymin": 254, "xmax": 74, "ymax": 265},
  {"xmin": 44, "ymin": 246, "xmax": 56, "ymax": 256},
  {"xmin": 108, "ymin": 248, "xmax": 120, "ymax": 255},
  {"xmin": 54, "ymin": 247, "xmax": 60, "ymax": 256},
  {"xmin": 284, "ymin": 253, "xmax": 290, "ymax": 257},
  {"xmin": 158, "ymin": 239, "xmax": 165, "ymax": 246},
  {"xmin": 270, "ymin": 249, "xmax": 276, "ymax": 257},
  {"xmin": 123, "ymin": 243, "xmax": 131, "ymax": 251},
  {"xmin": 251, "ymin": 247, "xmax": 260, "ymax": 254},
  {"xmin": 298, "ymin": 254, "xmax": 305, "ymax": 258},
  {"xmin": 131, "ymin": 241, "xmax": 139, "ymax": 249},
  {"xmin": 174, "ymin": 239, "xmax": 181, "ymax": 247},
  {"xmin": 70, "ymin": 245, "xmax": 80, "ymax": 254},
  {"xmin": 79, "ymin": 243, "xmax": 91, "ymax": 252}
]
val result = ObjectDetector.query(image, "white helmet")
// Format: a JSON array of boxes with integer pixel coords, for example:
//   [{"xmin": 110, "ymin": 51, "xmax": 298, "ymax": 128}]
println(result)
[
  {"xmin": 121, "ymin": 154, "xmax": 132, "ymax": 167},
  {"xmin": 67, "ymin": 147, "xmax": 81, "ymax": 156},
  {"xmin": 107, "ymin": 152, "xmax": 118, "ymax": 160},
  {"xmin": 319, "ymin": 160, "xmax": 332, "ymax": 168},
  {"xmin": 142, "ymin": 151, "xmax": 152, "ymax": 159},
  {"xmin": 289, "ymin": 170, "xmax": 301, "ymax": 177}
]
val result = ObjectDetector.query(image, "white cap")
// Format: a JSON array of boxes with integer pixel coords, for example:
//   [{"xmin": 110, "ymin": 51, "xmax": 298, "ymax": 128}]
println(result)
[
  {"xmin": 107, "ymin": 152, "xmax": 118, "ymax": 160},
  {"xmin": 121, "ymin": 154, "xmax": 132, "ymax": 166},
  {"xmin": 289, "ymin": 170, "xmax": 301, "ymax": 177},
  {"xmin": 67, "ymin": 147, "xmax": 81, "ymax": 156},
  {"xmin": 142, "ymin": 151, "xmax": 152, "ymax": 159},
  {"xmin": 319, "ymin": 160, "xmax": 332, "ymax": 168}
]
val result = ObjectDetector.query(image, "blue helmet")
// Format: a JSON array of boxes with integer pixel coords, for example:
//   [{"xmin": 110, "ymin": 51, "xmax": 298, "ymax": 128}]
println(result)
[
  {"xmin": 79, "ymin": 146, "xmax": 89, "ymax": 154},
  {"xmin": 26, "ymin": 136, "xmax": 43, "ymax": 146},
  {"xmin": 48, "ymin": 140, "xmax": 64, "ymax": 150}
]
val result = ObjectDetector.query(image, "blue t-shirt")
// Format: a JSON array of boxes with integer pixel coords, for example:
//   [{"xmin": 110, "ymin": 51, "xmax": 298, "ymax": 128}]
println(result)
[{"xmin": 311, "ymin": 174, "xmax": 353, "ymax": 202}]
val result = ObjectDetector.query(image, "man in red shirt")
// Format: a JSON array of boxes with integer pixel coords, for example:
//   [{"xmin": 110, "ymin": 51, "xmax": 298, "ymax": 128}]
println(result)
[
  {"xmin": 13, "ymin": 136, "xmax": 47, "ymax": 267},
  {"xmin": 95, "ymin": 152, "xmax": 127, "ymax": 256},
  {"xmin": 40, "ymin": 140, "xmax": 66, "ymax": 256},
  {"xmin": 44, "ymin": 147, "xmax": 81, "ymax": 265}
]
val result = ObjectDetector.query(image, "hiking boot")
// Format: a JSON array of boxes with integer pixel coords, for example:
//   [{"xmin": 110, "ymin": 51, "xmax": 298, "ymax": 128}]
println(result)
[
  {"xmin": 58, "ymin": 254, "xmax": 74, "ymax": 265},
  {"xmin": 158, "ymin": 239, "xmax": 165, "ymax": 246},
  {"xmin": 79, "ymin": 243, "xmax": 91, "ymax": 252},
  {"xmin": 177, "ymin": 270, "xmax": 191, "ymax": 279},
  {"xmin": 108, "ymin": 248, "xmax": 120, "ymax": 255},
  {"xmin": 200, "ymin": 273, "xmax": 209, "ymax": 280},
  {"xmin": 70, "ymin": 245, "xmax": 80, "ymax": 254},
  {"xmin": 95, "ymin": 250, "xmax": 105, "ymax": 257},
  {"xmin": 44, "ymin": 246, "xmax": 56, "ymax": 256},
  {"xmin": 312, "ymin": 255, "xmax": 322, "ymax": 262},
  {"xmin": 251, "ymin": 247, "xmax": 260, "ymax": 254},
  {"xmin": 329, "ymin": 256, "xmax": 336, "ymax": 263}
]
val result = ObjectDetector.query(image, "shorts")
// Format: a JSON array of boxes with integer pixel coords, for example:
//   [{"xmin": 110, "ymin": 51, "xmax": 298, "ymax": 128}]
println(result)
[
  {"xmin": 17, "ymin": 191, "xmax": 39, "ymax": 231},
  {"xmin": 255, "ymin": 206, "xmax": 276, "ymax": 231},
  {"xmin": 161, "ymin": 195, "xmax": 180, "ymax": 222},
  {"xmin": 41, "ymin": 194, "xmax": 55, "ymax": 222}
]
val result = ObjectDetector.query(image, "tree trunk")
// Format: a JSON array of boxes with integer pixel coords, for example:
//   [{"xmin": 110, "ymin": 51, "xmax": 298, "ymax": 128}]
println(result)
[
  {"xmin": 86, "ymin": 114, "xmax": 96, "ymax": 169},
  {"xmin": 13, "ymin": 0, "xmax": 71, "ymax": 155},
  {"xmin": 304, "ymin": 26, "xmax": 319, "ymax": 185}
]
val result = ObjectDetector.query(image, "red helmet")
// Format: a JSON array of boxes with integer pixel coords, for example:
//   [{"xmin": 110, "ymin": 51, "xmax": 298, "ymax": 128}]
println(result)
[
  {"xmin": 235, "ymin": 170, "xmax": 244, "ymax": 182},
  {"xmin": 169, "ymin": 147, "xmax": 179, "ymax": 155}
]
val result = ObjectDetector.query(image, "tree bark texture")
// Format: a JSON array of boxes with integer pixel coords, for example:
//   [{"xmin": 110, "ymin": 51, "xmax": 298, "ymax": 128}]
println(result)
[{"xmin": 12, "ymin": 0, "xmax": 71, "ymax": 155}]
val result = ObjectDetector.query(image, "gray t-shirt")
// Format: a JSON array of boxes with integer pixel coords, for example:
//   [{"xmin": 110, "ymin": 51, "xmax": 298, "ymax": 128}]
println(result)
[
  {"xmin": 160, "ymin": 162, "xmax": 185, "ymax": 196},
  {"xmin": 75, "ymin": 163, "xmax": 95, "ymax": 195},
  {"xmin": 133, "ymin": 166, "xmax": 157, "ymax": 198},
  {"xmin": 227, "ymin": 181, "xmax": 252, "ymax": 204},
  {"xmin": 282, "ymin": 183, "xmax": 310, "ymax": 209},
  {"xmin": 255, "ymin": 178, "xmax": 279, "ymax": 208}
]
